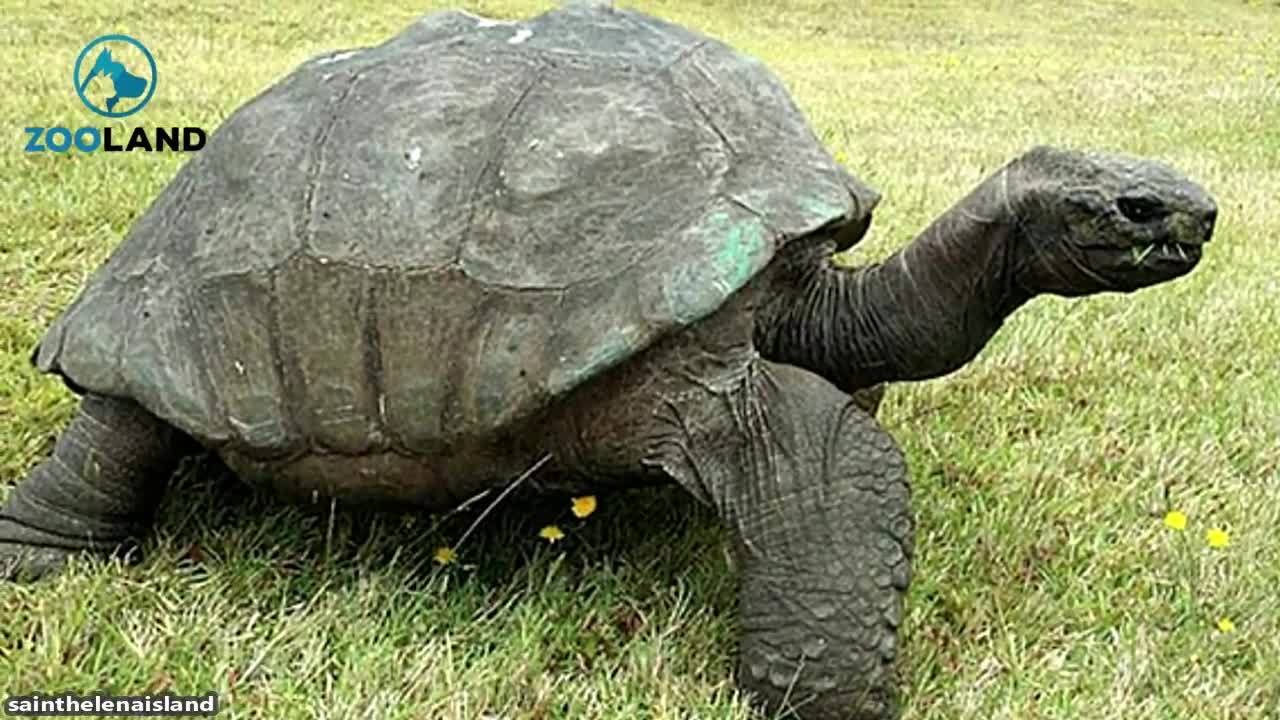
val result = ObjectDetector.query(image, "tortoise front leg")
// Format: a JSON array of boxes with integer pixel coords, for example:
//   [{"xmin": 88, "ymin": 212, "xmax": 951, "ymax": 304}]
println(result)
[
  {"xmin": 1, "ymin": 394, "xmax": 193, "ymax": 580},
  {"xmin": 654, "ymin": 362, "xmax": 913, "ymax": 719},
  {"xmin": 560, "ymin": 354, "xmax": 914, "ymax": 719}
]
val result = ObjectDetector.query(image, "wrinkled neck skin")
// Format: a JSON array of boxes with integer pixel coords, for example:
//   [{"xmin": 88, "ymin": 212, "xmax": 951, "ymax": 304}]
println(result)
[{"xmin": 755, "ymin": 169, "xmax": 1035, "ymax": 393}]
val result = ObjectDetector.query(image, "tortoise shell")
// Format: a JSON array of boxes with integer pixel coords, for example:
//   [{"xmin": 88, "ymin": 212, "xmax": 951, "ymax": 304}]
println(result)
[{"xmin": 33, "ymin": 4, "xmax": 876, "ymax": 460}]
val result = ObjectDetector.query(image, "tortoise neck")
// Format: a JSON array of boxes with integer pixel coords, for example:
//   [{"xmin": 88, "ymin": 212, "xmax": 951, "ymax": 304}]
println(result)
[{"xmin": 754, "ymin": 169, "xmax": 1035, "ymax": 392}]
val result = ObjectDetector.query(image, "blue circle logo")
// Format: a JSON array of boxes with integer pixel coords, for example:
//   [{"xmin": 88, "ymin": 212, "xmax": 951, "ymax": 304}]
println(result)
[{"xmin": 73, "ymin": 34, "xmax": 157, "ymax": 118}]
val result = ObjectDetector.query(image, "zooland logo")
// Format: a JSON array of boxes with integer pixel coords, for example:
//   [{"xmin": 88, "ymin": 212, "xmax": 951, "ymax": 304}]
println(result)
[
  {"xmin": 24, "ymin": 33, "xmax": 206, "ymax": 153},
  {"xmin": 76, "ymin": 34, "xmax": 157, "ymax": 117}
]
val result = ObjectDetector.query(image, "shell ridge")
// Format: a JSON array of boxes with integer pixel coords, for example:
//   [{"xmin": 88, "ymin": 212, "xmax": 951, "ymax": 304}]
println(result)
[
  {"xmin": 455, "ymin": 65, "xmax": 549, "ymax": 268},
  {"xmin": 299, "ymin": 72, "xmax": 362, "ymax": 258}
]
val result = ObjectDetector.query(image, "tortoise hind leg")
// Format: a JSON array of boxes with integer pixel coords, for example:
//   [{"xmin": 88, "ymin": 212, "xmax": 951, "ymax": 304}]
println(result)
[{"xmin": 1, "ymin": 394, "xmax": 194, "ymax": 581}]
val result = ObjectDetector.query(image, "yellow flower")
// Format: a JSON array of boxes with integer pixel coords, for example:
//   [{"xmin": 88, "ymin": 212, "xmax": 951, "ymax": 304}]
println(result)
[
  {"xmin": 538, "ymin": 525, "xmax": 565, "ymax": 543},
  {"xmin": 571, "ymin": 495, "xmax": 598, "ymax": 519},
  {"xmin": 1216, "ymin": 617, "xmax": 1235, "ymax": 633},
  {"xmin": 433, "ymin": 546, "xmax": 456, "ymax": 566},
  {"xmin": 1163, "ymin": 510, "xmax": 1188, "ymax": 531},
  {"xmin": 1206, "ymin": 528, "xmax": 1230, "ymax": 548}
]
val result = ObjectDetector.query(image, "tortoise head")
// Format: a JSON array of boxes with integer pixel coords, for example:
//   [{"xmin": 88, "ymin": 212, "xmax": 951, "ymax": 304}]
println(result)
[{"xmin": 1008, "ymin": 146, "xmax": 1217, "ymax": 296}]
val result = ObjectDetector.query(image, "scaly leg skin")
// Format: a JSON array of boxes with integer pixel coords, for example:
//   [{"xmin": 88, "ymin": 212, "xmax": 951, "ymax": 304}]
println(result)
[
  {"xmin": 661, "ymin": 362, "xmax": 912, "ymax": 719},
  {"xmin": 0, "ymin": 394, "xmax": 193, "ymax": 581},
  {"xmin": 559, "ymin": 356, "xmax": 913, "ymax": 720}
]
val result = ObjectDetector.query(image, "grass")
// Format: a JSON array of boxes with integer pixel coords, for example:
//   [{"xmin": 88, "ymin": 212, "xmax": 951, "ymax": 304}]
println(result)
[{"xmin": 2, "ymin": 1, "xmax": 1279, "ymax": 718}]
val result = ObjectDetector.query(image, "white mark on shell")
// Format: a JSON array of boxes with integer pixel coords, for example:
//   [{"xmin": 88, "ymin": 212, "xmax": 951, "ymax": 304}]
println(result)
[
  {"xmin": 507, "ymin": 28, "xmax": 533, "ymax": 44},
  {"xmin": 405, "ymin": 146, "xmax": 422, "ymax": 170},
  {"xmin": 316, "ymin": 50, "xmax": 361, "ymax": 65},
  {"xmin": 458, "ymin": 10, "xmax": 511, "ymax": 27},
  {"xmin": 234, "ymin": 360, "xmax": 245, "ymax": 374}
]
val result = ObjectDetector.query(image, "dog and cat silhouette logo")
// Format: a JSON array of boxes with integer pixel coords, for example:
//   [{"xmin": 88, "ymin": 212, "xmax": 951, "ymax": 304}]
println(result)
[{"xmin": 74, "ymin": 34, "xmax": 156, "ymax": 118}]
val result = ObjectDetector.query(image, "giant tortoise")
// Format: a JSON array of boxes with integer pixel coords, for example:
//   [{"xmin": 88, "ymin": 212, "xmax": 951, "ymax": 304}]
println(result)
[{"xmin": 2, "ymin": 4, "xmax": 1216, "ymax": 718}]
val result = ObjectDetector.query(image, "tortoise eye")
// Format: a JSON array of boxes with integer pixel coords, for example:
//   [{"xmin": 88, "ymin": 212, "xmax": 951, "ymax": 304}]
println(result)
[{"xmin": 1117, "ymin": 196, "xmax": 1166, "ymax": 223}]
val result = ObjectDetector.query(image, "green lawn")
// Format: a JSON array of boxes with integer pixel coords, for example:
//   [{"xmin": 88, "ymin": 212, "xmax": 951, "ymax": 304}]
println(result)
[{"xmin": 2, "ymin": 1, "xmax": 1279, "ymax": 718}]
